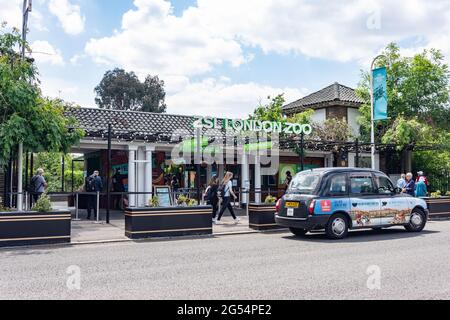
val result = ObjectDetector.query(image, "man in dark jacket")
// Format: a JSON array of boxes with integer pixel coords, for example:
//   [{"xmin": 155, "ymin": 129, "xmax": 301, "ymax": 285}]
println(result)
[
  {"xmin": 85, "ymin": 170, "xmax": 103, "ymax": 220},
  {"xmin": 403, "ymin": 172, "xmax": 415, "ymax": 197}
]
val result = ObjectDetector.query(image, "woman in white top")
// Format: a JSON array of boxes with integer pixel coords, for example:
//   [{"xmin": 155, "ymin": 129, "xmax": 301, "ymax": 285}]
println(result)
[{"xmin": 216, "ymin": 172, "xmax": 240, "ymax": 224}]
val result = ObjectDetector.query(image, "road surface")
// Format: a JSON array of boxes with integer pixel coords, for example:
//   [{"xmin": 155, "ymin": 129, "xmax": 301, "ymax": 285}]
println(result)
[{"xmin": 1, "ymin": 221, "xmax": 449, "ymax": 299}]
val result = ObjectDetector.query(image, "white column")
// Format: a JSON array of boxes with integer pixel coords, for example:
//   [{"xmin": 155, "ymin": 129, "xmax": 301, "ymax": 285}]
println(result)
[
  {"xmin": 17, "ymin": 143, "xmax": 23, "ymax": 211},
  {"xmin": 145, "ymin": 146, "xmax": 154, "ymax": 205},
  {"xmin": 241, "ymin": 152, "xmax": 249, "ymax": 206},
  {"xmin": 128, "ymin": 146, "xmax": 137, "ymax": 207},
  {"xmin": 254, "ymin": 154, "xmax": 261, "ymax": 204},
  {"xmin": 137, "ymin": 147, "xmax": 145, "ymax": 206}
]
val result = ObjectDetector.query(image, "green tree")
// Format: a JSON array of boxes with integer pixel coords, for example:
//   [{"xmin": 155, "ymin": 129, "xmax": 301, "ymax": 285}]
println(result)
[
  {"xmin": 33, "ymin": 152, "xmax": 84, "ymax": 193},
  {"xmin": 94, "ymin": 68, "xmax": 166, "ymax": 113},
  {"xmin": 356, "ymin": 43, "xmax": 450, "ymax": 178},
  {"xmin": 142, "ymin": 75, "xmax": 167, "ymax": 113},
  {"xmin": 312, "ymin": 118, "xmax": 353, "ymax": 142},
  {"xmin": 250, "ymin": 94, "xmax": 287, "ymax": 122},
  {"xmin": 357, "ymin": 43, "xmax": 450, "ymax": 142},
  {"xmin": 0, "ymin": 29, "xmax": 83, "ymax": 167}
]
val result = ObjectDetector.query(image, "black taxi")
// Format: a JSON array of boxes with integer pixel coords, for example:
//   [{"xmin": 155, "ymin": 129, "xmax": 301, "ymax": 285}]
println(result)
[{"xmin": 275, "ymin": 168, "xmax": 428, "ymax": 239}]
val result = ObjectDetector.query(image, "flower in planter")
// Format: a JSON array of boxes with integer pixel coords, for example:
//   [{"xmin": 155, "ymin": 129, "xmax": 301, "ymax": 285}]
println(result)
[
  {"xmin": 187, "ymin": 199, "xmax": 198, "ymax": 207},
  {"xmin": 264, "ymin": 195, "xmax": 277, "ymax": 205},
  {"xmin": 176, "ymin": 195, "xmax": 188, "ymax": 206},
  {"xmin": 431, "ymin": 191, "xmax": 442, "ymax": 198},
  {"xmin": 148, "ymin": 196, "xmax": 160, "ymax": 208},
  {"xmin": 32, "ymin": 193, "xmax": 52, "ymax": 213}
]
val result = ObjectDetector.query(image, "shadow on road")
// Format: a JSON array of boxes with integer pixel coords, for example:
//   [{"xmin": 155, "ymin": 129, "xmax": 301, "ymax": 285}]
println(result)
[{"xmin": 282, "ymin": 228, "xmax": 440, "ymax": 243}]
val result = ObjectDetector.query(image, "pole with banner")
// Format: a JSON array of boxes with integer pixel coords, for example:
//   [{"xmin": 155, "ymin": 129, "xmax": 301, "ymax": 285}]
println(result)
[{"xmin": 370, "ymin": 55, "xmax": 388, "ymax": 170}]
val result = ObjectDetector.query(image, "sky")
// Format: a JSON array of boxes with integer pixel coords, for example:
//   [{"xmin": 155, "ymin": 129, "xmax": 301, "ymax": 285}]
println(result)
[{"xmin": 1, "ymin": 0, "xmax": 450, "ymax": 118}]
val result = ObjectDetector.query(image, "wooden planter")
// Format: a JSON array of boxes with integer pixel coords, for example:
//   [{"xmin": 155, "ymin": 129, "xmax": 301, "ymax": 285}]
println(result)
[
  {"xmin": 125, "ymin": 206, "xmax": 213, "ymax": 239},
  {"xmin": 249, "ymin": 204, "xmax": 284, "ymax": 231},
  {"xmin": 425, "ymin": 197, "xmax": 450, "ymax": 218},
  {"xmin": 0, "ymin": 210, "xmax": 71, "ymax": 247}
]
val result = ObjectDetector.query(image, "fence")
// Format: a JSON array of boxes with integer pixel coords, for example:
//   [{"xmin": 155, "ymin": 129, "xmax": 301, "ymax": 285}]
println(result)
[{"xmin": 428, "ymin": 172, "xmax": 450, "ymax": 193}]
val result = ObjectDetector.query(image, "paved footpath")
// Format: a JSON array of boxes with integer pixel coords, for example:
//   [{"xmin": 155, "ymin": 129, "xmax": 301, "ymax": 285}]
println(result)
[{"xmin": 1, "ymin": 221, "xmax": 449, "ymax": 300}]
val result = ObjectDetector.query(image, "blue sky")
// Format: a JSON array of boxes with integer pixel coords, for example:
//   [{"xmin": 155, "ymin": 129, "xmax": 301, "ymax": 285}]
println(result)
[{"xmin": 1, "ymin": 0, "xmax": 449, "ymax": 117}]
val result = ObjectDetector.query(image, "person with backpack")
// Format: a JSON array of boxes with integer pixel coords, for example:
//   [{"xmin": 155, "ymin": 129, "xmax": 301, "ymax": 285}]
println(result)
[
  {"xmin": 216, "ymin": 172, "xmax": 240, "ymax": 225},
  {"xmin": 85, "ymin": 170, "xmax": 103, "ymax": 220},
  {"xmin": 30, "ymin": 168, "xmax": 47, "ymax": 203},
  {"xmin": 204, "ymin": 176, "xmax": 219, "ymax": 221}
]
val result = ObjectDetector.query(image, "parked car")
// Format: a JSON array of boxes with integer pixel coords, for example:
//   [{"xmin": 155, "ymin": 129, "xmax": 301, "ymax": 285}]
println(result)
[{"xmin": 275, "ymin": 168, "xmax": 429, "ymax": 239}]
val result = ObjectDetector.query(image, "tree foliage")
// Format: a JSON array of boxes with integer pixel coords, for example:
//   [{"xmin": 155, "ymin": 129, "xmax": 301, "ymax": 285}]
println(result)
[
  {"xmin": 357, "ymin": 43, "xmax": 450, "ymax": 143},
  {"xmin": 94, "ymin": 68, "xmax": 167, "ymax": 113},
  {"xmin": 0, "ymin": 29, "xmax": 83, "ymax": 167},
  {"xmin": 312, "ymin": 118, "xmax": 353, "ymax": 142},
  {"xmin": 250, "ymin": 94, "xmax": 286, "ymax": 122},
  {"xmin": 33, "ymin": 152, "xmax": 85, "ymax": 192}
]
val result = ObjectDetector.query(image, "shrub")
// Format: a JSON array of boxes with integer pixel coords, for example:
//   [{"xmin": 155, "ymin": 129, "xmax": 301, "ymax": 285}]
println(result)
[
  {"xmin": 149, "ymin": 196, "xmax": 160, "ymax": 208},
  {"xmin": 33, "ymin": 193, "xmax": 52, "ymax": 213},
  {"xmin": 265, "ymin": 195, "xmax": 277, "ymax": 204}
]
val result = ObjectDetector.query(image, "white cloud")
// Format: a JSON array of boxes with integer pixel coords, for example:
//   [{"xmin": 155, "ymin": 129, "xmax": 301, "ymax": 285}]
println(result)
[
  {"xmin": 31, "ymin": 40, "xmax": 64, "ymax": 65},
  {"xmin": 86, "ymin": 0, "xmax": 450, "ymax": 77},
  {"xmin": 48, "ymin": 0, "xmax": 85, "ymax": 35},
  {"xmin": 84, "ymin": 0, "xmax": 247, "ymax": 78},
  {"xmin": 166, "ymin": 77, "xmax": 308, "ymax": 118},
  {"xmin": 0, "ymin": 0, "xmax": 47, "ymax": 33}
]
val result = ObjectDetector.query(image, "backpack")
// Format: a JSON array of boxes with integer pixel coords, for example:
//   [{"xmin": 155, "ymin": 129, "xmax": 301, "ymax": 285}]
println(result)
[
  {"xmin": 206, "ymin": 185, "xmax": 217, "ymax": 201},
  {"xmin": 86, "ymin": 176, "xmax": 96, "ymax": 192},
  {"xmin": 217, "ymin": 183, "xmax": 229, "ymax": 199},
  {"xmin": 28, "ymin": 175, "xmax": 40, "ymax": 193}
]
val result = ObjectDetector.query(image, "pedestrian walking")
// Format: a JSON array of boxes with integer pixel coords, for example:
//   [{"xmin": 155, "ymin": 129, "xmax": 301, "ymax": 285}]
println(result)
[
  {"xmin": 397, "ymin": 174, "xmax": 406, "ymax": 189},
  {"xmin": 204, "ymin": 176, "xmax": 219, "ymax": 222},
  {"xmin": 283, "ymin": 171, "xmax": 293, "ymax": 193},
  {"xmin": 216, "ymin": 172, "xmax": 240, "ymax": 224},
  {"xmin": 403, "ymin": 172, "xmax": 415, "ymax": 197},
  {"xmin": 29, "ymin": 168, "xmax": 47, "ymax": 203},
  {"xmin": 415, "ymin": 179, "xmax": 427, "ymax": 198},
  {"xmin": 85, "ymin": 170, "xmax": 103, "ymax": 220},
  {"xmin": 416, "ymin": 171, "xmax": 430, "ymax": 187}
]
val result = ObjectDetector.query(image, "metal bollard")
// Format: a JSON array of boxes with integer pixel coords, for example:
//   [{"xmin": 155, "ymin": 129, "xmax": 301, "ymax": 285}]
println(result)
[
  {"xmin": 24, "ymin": 192, "xmax": 28, "ymax": 211},
  {"xmin": 94, "ymin": 191, "xmax": 102, "ymax": 224},
  {"xmin": 73, "ymin": 193, "xmax": 81, "ymax": 221}
]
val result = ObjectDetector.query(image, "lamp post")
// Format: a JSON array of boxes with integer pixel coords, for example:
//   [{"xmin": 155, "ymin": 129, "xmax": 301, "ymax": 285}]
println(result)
[
  {"xmin": 370, "ymin": 54, "xmax": 387, "ymax": 170},
  {"xmin": 17, "ymin": 0, "xmax": 32, "ymax": 211}
]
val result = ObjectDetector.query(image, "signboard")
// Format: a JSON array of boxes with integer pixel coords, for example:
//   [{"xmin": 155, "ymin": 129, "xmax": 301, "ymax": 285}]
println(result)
[
  {"xmin": 154, "ymin": 186, "xmax": 173, "ymax": 207},
  {"xmin": 193, "ymin": 117, "xmax": 313, "ymax": 135},
  {"xmin": 372, "ymin": 67, "xmax": 388, "ymax": 121}
]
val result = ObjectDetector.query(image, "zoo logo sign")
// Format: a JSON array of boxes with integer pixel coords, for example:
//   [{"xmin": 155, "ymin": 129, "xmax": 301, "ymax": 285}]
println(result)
[{"xmin": 193, "ymin": 116, "xmax": 313, "ymax": 135}]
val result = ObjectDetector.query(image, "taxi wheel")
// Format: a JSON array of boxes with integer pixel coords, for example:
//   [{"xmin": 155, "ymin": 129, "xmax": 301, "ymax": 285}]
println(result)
[
  {"xmin": 405, "ymin": 209, "xmax": 426, "ymax": 232},
  {"xmin": 326, "ymin": 214, "xmax": 349, "ymax": 240},
  {"xmin": 289, "ymin": 228, "xmax": 308, "ymax": 237}
]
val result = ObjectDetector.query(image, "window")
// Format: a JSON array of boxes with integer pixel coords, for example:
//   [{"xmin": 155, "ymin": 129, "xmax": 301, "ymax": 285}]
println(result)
[
  {"xmin": 289, "ymin": 172, "xmax": 321, "ymax": 194},
  {"xmin": 327, "ymin": 174, "xmax": 347, "ymax": 195},
  {"xmin": 350, "ymin": 175, "xmax": 376, "ymax": 194},
  {"xmin": 374, "ymin": 174, "xmax": 395, "ymax": 194}
]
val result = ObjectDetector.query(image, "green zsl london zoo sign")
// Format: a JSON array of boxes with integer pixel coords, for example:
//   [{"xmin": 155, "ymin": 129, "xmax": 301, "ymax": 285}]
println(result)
[{"xmin": 193, "ymin": 117, "xmax": 313, "ymax": 135}]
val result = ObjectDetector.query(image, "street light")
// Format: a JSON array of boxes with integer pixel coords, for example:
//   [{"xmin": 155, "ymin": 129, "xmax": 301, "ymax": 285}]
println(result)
[
  {"xmin": 370, "ymin": 54, "xmax": 387, "ymax": 170},
  {"xmin": 16, "ymin": 0, "xmax": 32, "ymax": 211}
]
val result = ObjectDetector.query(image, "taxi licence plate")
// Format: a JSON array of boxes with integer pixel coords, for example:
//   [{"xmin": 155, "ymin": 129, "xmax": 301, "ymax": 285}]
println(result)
[{"xmin": 285, "ymin": 201, "xmax": 299, "ymax": 208}]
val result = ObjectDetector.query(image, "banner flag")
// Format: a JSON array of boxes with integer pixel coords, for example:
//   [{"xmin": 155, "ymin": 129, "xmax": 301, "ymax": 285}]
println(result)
[{"xmin": 372, "ymin": 67, "xmax": 388, "ymax": 121}]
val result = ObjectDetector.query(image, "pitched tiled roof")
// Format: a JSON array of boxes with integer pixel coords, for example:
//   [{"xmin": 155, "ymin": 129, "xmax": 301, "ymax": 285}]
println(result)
[
  {"xmin": 283, "ymin": 82, "xmax": 365, "ymax": 115},
  {"xmin": 65, "ymin": 107, "xmax": 224, "ymax": 143}
]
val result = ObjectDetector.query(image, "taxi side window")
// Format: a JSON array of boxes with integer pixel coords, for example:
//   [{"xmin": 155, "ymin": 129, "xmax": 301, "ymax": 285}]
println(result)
[
  {"xmin": 327, "ymin": 174, "xmax": 347, "ymax": 195},
  {"xmin": 350, "ymin": 175, "xmax": 376, "ymax": 194},
  {"xmin": 374, "ymin": 174, "xmax": 395, "ymax": 194}
]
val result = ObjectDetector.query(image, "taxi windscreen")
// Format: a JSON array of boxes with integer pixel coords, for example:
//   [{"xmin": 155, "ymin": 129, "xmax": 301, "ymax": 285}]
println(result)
[{"xmin": 288, "ymin": 172, "xmax": 321, "ymax": 194}]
